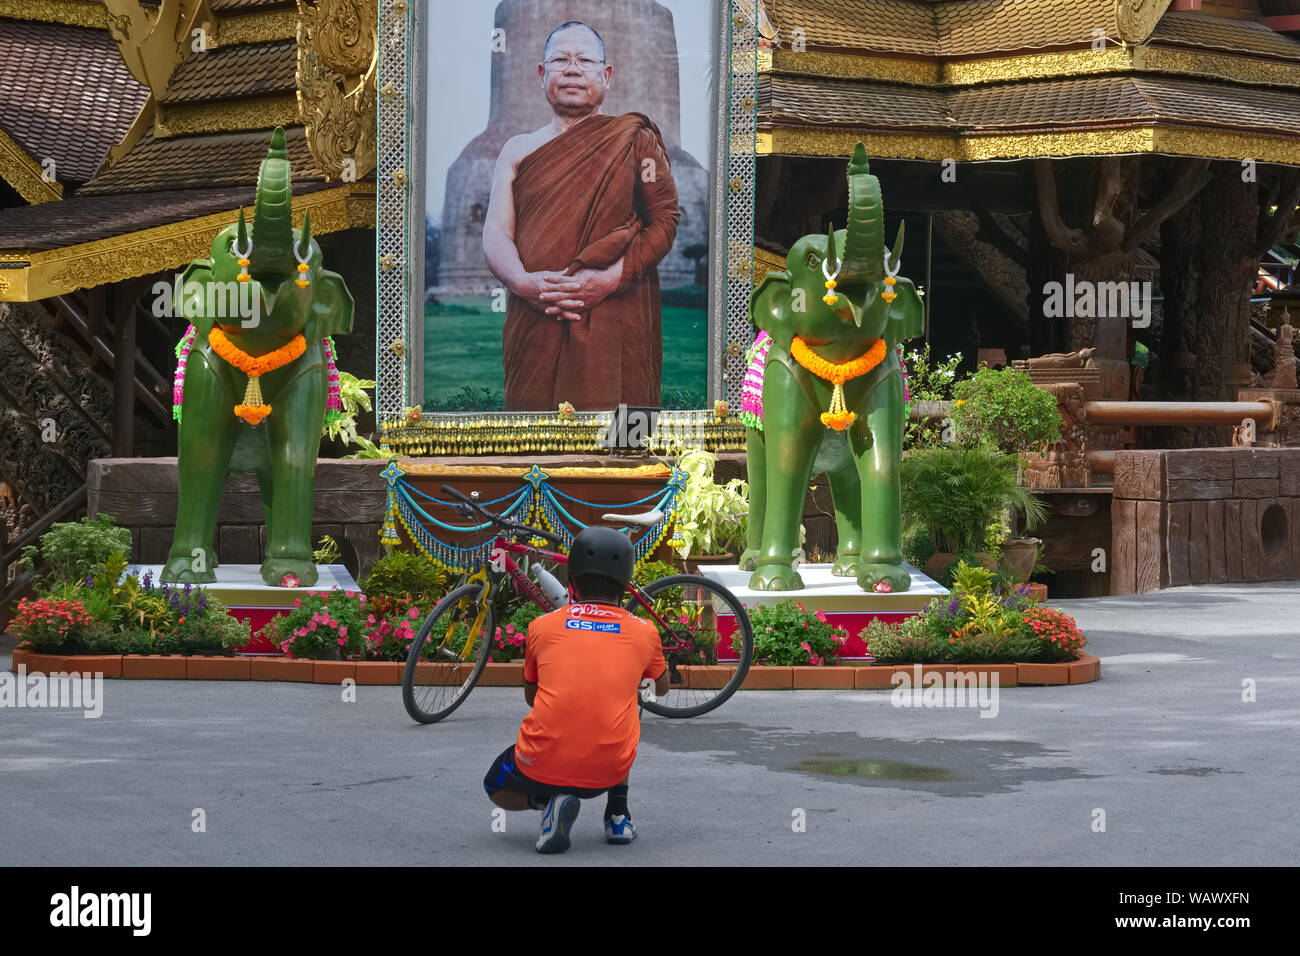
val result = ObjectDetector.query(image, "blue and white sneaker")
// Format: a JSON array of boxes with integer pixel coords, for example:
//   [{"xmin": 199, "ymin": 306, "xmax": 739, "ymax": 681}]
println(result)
[
  {"xmin": 604, "ymin": 814, "xmax": 636, "ymax": 845},
  {"xmin": 536, "ymin": 794, "xmax": 581, "ymax": 854}
]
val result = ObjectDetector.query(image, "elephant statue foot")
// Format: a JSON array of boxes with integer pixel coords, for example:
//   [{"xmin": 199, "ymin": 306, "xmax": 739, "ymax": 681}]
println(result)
[
  {"xmin": 857, "ymin": 562, "xmax": 910, "ymax": 594},
  {"xmin": 738, "ymin": 548, "xmax": 760, "ymax": 571},
  {"xmin": 161, "ymin": 553, "xmax": 217, "ymax": 585},
  {"xmin": 261, "ymin": 557, "xmax": 319, "ymax": 588},
  {"xmin": 750, "ymin": 561, "xmax": 804, "ymax": 591},
  {"xmin": 831, "ymin": 551, "xmax": 860, "ymax": 576}
]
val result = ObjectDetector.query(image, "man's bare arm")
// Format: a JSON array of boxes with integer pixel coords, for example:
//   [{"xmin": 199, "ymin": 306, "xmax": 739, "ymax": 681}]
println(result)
[
  {"xmin": 524, "ymin": 678, "xmax": 538, "ymax": 707},
  {"xmin": 654, "ymin": 668, "xmax": 670, "ymax": 697},
  {"xmin": 481, "ymin": 140, "xmax": 529, "ymax": 294}
]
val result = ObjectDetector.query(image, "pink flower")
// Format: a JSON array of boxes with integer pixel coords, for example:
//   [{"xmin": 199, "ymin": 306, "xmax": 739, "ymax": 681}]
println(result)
[
  {"xmin": 296, "ymin": 627, "xmax": 307, "ymax": 637},
  {"xmin": 308, "ymin": 622, "xmax": 317, "ymax": 632},
  {"xmin": 338, "ymin": 626, "xmax": 347, "ymax": 638},
  {"xmin": 345, "ymin": 590, "xmax": 355, "ymax": 598},
  {"xmin": 337, "ymin": 636, "xmax": 346, "ymax": 646},
  {"xmin": 293, "ymin": 598, "xmax": 302, "ymax": 608},
  {"xmin": 366, "ymin": 615, "xmax": 376, "ymax": 625},
  {"xmin": 800, "ymin": 641, "xmax": 811, "ymax": 652},
  {"xmin": 505, "ymin": 624, "xmax": 515, "ymax": 635},
  {"xmin": 408, "ymin": 606, "xmax": 420, "ymax": 619},
  {"xmin": 802, "ymin": 621, "xmax": 808, "ymax": 628},
  {"xmin": 809, "ymin": 653, "xmax": 823, "ymax": 666},
  {"xmin": 495, "ymin": 627, "xmax": 502, "ymax": 639},
  {"xmin": 815, "ymin": 610, "xmax": 828, "ymax": 624}
]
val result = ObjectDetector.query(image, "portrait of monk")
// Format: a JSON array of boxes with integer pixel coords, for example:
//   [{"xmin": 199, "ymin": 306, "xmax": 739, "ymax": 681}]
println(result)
[{"xmin": 481, "ymin": 20, "xmax": 681, "ymax": 411}]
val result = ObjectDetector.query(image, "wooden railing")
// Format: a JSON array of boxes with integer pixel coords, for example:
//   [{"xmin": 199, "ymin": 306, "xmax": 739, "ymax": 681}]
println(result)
[{"xmin": 0, "ymin": 485, "xmax": 87, "ymax": 629}]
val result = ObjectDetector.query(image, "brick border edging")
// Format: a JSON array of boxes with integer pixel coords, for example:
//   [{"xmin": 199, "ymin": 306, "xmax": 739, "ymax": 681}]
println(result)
[{"xmin": 10, "ymin": 645, "xmax": 1100, "ymax": 688}]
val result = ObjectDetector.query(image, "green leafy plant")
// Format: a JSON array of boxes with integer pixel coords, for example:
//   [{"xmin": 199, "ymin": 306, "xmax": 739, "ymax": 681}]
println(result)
[
  {"xmin": 902, "ymin": 446, "xmax": 1047, "ymax": 556},
  {"xmin": 902, "ymin": 346, "xmax": 964, "ymax": 449},
  {"xmin": 342, "ymin": 435, "xmax": 400, "ymax": 459},
  {"xmin": 861, "ymin": 614, "xmax": 946, "ymax": 664},
  {"xmin": 750, "ymin": 600, "xmax": 847, "ymax": 665},
  {"xmin": 322, "ymin": 372, "xmax": 376, "ymax": 446},
  {"xmin": 667, "ymin": 448, "xmax": 748, "ymax": 558},
  {"xmin": 361, "ymin": 605, "xmax": 426, "ymax": 661},
  {"xmin": 951, "ymin": 366, "xmax": 1061, "ymax": 455},
  {"xmin": 20, "ymin": 514, "xmax": 132, "ymax": 587},
  {"xmin": 312, "ymin": 535, "xmax": 341, "ymax": 565},
  {"xmin": 361, "ymin": 550, "xmax": 448, "ymax": 617}
]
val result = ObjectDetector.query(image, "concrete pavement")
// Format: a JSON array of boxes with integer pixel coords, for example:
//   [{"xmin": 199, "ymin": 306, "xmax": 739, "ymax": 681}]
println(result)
[{"xmin": 1, "ymin": 582, "xmax": 1297, "ymax": 866}]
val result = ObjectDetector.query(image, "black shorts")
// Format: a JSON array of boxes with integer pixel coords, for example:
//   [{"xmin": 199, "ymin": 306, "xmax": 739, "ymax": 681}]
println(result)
[{"xmin": 482, "ymin": 745, "xmax": 608, "ymax": 800}]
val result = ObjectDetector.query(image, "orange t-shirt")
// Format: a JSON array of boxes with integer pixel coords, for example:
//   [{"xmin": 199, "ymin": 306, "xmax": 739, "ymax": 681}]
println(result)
[{"xmin": 515, "ymin": 602, "xmax": 666, "ymax": 790}]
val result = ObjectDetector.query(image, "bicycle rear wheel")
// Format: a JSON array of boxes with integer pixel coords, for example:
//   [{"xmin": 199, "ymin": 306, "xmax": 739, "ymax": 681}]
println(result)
[
  {"xmin": 624, "ymin": 574, "xmax": 754, "ymax": 718},
  {"xmin": 402, "ymin": 581, "xmax": 494, "ymax": 724}
]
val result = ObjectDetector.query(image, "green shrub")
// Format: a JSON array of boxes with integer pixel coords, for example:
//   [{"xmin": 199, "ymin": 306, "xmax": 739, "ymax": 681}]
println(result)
[
  {"xmin": 362, "ymin": 551, "xmax": 448, "ymax": 616},
  {"xmin": 861, "ymin": 615, "xmax": 945, "ymax": 663},
  {"xmin": 259, "ymin": 589, "xmax": 368, "ymax": 659},
  {"xmin": 951, "ymin": 366, "xmax": 1061, "ymax": 455},
  {"xmin": 902, "ymin": 446, "xmax": 1046, "ymax": 555},
  {"xmin": 750, "ymin": 600, "xmax": 847, "ymax": 665},
  {"xmin": 21, "ymin": 514, "xmax": 132, "ymax": 586},
  {"xmin": 8, "ymin": 597, "xmax": 97, "ymax": 652},
  {"xmin": 491, "ymin": 603, "xmax": 546, "ymax": 662}
]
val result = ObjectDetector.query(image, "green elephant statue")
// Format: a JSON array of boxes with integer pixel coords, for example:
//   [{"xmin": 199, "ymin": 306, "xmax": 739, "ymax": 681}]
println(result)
[
  {"xmin": 161, "ymin": 127, "xmax": 354, "ymax": 587},
  {"xmin": 739, "ymin": 144, "xmax": 923, "ymax": 593}
]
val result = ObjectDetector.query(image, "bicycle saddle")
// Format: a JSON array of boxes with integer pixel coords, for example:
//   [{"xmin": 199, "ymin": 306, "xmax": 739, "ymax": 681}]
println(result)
[{"xmin": 602, "ymin": 509, "xmax": 664, "ymax": 527}]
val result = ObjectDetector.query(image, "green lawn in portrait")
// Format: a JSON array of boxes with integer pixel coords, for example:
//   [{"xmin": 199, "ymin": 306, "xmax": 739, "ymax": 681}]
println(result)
[{"xmin": 423, "ymin": 294, "xmax": 707, "ymax": 410}]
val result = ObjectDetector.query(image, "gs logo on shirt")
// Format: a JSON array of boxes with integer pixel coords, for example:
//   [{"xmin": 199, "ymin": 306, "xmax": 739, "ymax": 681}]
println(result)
[{"xmin": 565, "ymin": 619, "xmax": 622, "ymax": 633}]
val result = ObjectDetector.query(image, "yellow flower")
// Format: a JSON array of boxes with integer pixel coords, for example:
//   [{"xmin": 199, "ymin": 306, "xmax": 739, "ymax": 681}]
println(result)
[{"xmin": 954, "ymin": 399, "xmax": 966, "ymax": 407}]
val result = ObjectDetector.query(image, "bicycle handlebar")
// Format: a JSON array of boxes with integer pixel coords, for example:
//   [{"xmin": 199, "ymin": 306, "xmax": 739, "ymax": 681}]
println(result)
[{"xmin": 441, "ymin": 484, "xmax": 565, "ymax": 548}]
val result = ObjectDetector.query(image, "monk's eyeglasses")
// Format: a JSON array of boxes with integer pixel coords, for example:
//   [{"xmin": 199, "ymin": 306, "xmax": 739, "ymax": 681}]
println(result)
[{"xmin": 544, "ymin": 55, "xmax": 605, "ymax": 72}]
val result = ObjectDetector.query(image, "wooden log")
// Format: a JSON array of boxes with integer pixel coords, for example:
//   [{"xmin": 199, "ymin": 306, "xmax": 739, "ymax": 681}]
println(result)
[
  {"xmin": 1166, "ymin": 501, "xmax": 1191, "ymax": 586},
  {"xmin": 1206, "ymin": 499, "xmax": 1226, "ymax": 583},
  {"xmin": 1224, "ymin": 499, "xmax": 1243, "ymax": 583},
  {"xmin": 1189, "ymin": 500, "xmax": 1210, "ymax": 584},
  {"xmin": 345, "ymin": 524, "xmax": 384, "ymax": 581},
  {"xmin": 1233, "ymin": 478, "xmax": 1279, "ymax": 499},
  {"xmin": 1240, "ymin": 499, "xmax": 1263, "ymax": 582},
  {"xmin": 137, "ymin": 527, "xmax": 172, "ymax": 564},
  {"xmin": 1110, "ymin": 499, "xmax": 1137, "ymax": 594},
  {"xmin": 1232, "ymin": 448, "xmax": 1281, "ymax": 479},
  {"xmin": 1165, "ymin": 479, "xmax": 1234, "ymax": 501},
  {"xmin": 219, "ymin": 525, "xmax": 262, "ymax": 564},
  {"xmin": 1166, "ymin": 451, "xmax": 1235, "ymax": 480},
  {"xmin": 1135, "ymin": 500, "xmax": 1163, "ymax": 593},
  {"xmin": 1113, "ymin": 451, "xmax": 1165, "ymax": 500}
]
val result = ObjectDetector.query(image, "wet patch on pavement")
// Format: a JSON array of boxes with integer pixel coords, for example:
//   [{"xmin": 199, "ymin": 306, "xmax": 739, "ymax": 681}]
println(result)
[{"xmin": 641, "ymin": 722, "xmax": 1095, "ymax": 797}]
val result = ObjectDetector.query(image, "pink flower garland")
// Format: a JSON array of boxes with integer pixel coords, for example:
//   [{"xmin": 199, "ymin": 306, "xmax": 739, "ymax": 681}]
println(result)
[{"xmin": 740, "ymin": 331, "xmax": 771, "ymax": 430}]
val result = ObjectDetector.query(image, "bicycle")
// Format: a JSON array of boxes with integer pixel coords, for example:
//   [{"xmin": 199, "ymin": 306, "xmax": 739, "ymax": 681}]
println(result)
[{"xmin": 401, "ymin": 484, "xmax": 754, "ymax": 724}]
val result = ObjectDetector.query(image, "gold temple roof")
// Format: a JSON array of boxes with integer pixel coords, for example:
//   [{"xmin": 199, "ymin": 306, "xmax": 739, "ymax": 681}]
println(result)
[
  {"xmin": 757, "ymin": 1, "xmax": 1300, "ymax": 163},
  {"xmin": 0, "ymin": 0, "xmax": 376, "ymax": 303}
]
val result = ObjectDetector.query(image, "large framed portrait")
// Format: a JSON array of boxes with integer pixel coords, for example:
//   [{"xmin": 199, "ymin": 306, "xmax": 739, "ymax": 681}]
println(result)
[{"xmin": 374, "ymin": 0, "xmax": 760, "ymax": 436}]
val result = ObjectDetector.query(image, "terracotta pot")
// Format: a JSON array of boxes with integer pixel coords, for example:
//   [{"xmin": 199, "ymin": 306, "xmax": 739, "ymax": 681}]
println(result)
[{"xmin": 998, "ymin": 537, "xmax": 1041, "ymax": 584}]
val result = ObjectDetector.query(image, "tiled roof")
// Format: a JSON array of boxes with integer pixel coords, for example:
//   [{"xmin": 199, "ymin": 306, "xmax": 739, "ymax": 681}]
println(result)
[
  {"xmin": 0, "ymin": 181, "xmax": 335, "ymax": 252},
  {"xmin": 0, "ymin": 17, "xmax": 149, "ymax": 185},
  {"xmin": 209, "ymin": 0, "xmax": 297, "ymax": 11},
  {"xmin": 761, "ymin": 0, "xmax": 1137, "ymax": 58},
  {"xmin": 78, "ymin": 124, "xmax": 325, "ymax": 195},
  {"xmin": 1151, "ymin": 11, "xmax": 1300, "ymax": 60},
  {"xmin": 761, "ymin": 72, "xmax": 1300, "ymax": 137},
  {"xmin": 160, "ymin": 39, "xmax": 297, "ymax": 104}
]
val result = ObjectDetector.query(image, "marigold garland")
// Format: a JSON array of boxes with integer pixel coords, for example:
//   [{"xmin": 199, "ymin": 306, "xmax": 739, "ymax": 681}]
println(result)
[
  {"xmin": 789, "ymin": 336, "xmax": 887, "ymax": 430},
  {"xmin": 208, "ymin": 328, "xmax": 306, "ymax": 425}
]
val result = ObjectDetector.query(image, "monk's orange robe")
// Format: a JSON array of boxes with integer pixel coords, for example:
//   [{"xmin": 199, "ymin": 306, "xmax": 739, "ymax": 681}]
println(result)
[{"xmin": 502, "ymin": 112, "xmax": 680, "ymax": 411}]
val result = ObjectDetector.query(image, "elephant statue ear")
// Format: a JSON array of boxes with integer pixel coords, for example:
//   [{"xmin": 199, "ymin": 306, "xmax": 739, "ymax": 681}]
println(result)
[
  {"xmin": 751, "ymin": 269, "xmax": 795, "ymax": 353},
  {"xmin": 179, "ymin": 260, "xmax": 219, "ymax": 339},
  {"xmin": 303, "ymin": 267, "xmax": 355, "ymax": 343},
  {"xmin": 885, "ymin": 276, "xmax": 925, "ymax": 347}
]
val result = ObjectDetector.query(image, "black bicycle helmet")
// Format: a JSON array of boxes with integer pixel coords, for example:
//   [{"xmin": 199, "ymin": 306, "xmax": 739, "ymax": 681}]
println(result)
[{"xmin": 568, "ymin": 526, "xmax": 635, "ymax": 588}]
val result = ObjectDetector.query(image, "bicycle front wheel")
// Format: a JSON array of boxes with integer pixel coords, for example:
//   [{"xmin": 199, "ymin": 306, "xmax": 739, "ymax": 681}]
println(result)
[
  {"xmin": 624, "ymin": 574, "xmax": 754, "ymax": 718},
  {"xmin": 402, "ymin": 581, "xmax": 494, "ymax": 724}
]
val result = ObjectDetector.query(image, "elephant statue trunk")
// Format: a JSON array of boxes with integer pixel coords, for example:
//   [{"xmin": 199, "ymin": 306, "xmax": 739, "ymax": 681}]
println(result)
[{"xmin": 247, "ymin": 127, "xmax": 296, "ymax": 284}]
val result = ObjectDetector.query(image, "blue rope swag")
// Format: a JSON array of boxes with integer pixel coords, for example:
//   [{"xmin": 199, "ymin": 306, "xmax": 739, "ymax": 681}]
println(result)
[{"xmin": 379, "ymin": 463, "xmax": 686, "ymax": 573}]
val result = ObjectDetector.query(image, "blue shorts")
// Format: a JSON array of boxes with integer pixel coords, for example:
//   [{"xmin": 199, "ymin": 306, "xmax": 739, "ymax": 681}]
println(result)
[{"xmin": 482, "ymin": 745, "xmax": 608, "ymax": 800}]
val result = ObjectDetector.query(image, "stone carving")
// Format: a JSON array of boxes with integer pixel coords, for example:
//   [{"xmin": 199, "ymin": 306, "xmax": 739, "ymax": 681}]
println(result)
[{"xmin": 1268, "ymin": 323, "xmax": 1297, "ymax": 390}]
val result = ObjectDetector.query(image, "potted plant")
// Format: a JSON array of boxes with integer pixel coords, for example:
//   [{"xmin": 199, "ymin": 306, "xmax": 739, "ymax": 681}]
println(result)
[
  {"xmin": 901, "ymin": 445, "xmax": 1046, "ymax": 584},
  {"xmin": 666, "ymin": 448, "xmax": 748, "ymax": 572},
  {"xmin": 950, "ymin": 366, "xmax": 1060, "ymax": 575}
]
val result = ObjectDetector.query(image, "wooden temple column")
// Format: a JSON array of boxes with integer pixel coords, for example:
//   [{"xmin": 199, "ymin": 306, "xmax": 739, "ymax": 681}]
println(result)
[{"xmin": 111, "ymin": 279, "xmax": 142, "ymax": 457}]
